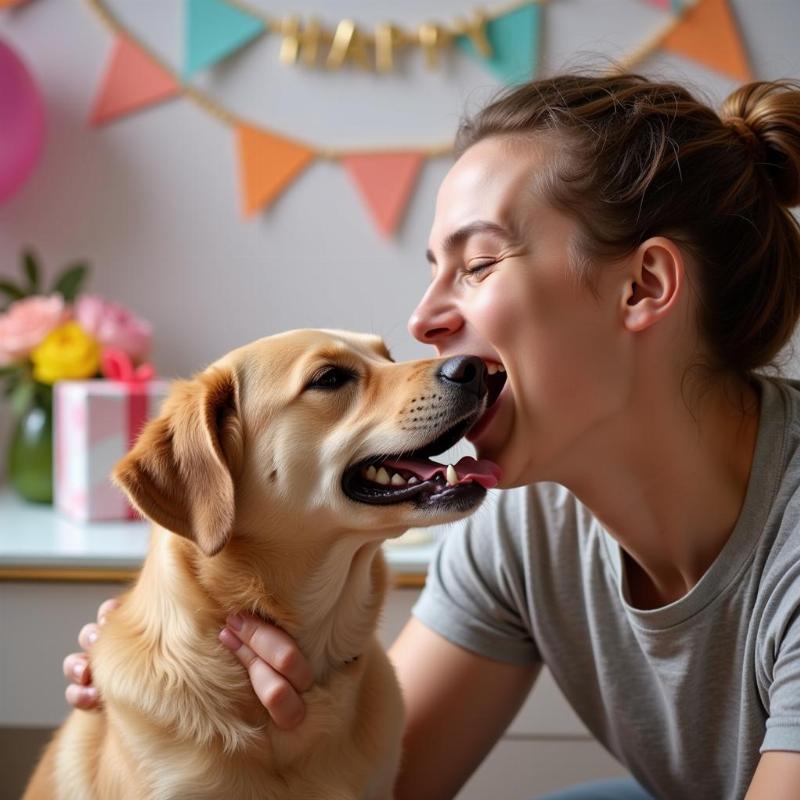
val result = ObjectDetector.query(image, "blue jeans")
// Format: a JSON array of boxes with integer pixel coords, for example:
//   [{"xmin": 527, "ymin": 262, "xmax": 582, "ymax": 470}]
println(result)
[{"xmin": 535, "ymin": 778, "xmax": 655, "ymax": 799}]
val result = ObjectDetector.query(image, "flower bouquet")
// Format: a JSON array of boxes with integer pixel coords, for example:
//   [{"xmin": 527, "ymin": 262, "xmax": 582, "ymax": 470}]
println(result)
[{"xmin": 0, "ymin": 249, "xmax": 152, "ymax": 503}]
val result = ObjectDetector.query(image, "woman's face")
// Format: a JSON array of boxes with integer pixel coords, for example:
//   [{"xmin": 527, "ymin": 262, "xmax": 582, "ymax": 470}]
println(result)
[{"xmin": 408, "ymin": 136, "xmax": 632, "ymax": 488}]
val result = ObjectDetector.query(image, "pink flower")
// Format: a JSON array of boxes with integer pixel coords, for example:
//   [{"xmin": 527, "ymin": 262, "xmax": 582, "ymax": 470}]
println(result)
[
  {"xmin": 0, "ymin": 295, "xmax": 67, "ymax": 363},
  {"xmin": 74, "ymin": 294, "xmax": 152, "ymax": 363}
]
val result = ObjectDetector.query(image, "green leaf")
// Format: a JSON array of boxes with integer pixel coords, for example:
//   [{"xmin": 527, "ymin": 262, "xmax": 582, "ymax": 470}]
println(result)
[
  {"xmin": 0, "ymin": 279, "xmax": 26, "ymax": 303},
  {"xmin": 52, "ymin": 262, "xmax": 90, "ymax": 302},
  {"xmin": 22, "ymin": 249, "xmax": 41, "ymax": 293},
  {"xmin": 3, "ymin": 371, "xmax": 21, "ymax": 397},
  {"xmin": 9, "ymin": 379, "xmax": 35, "ymax": 417},
  {"xmin": 0, "ymin": 364, "xmax": 21, "ymax": 379}
]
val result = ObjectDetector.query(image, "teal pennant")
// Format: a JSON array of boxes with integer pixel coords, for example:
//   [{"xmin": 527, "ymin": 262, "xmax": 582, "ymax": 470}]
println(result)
[
  {"xmin": 457, "ymin": 2, "xmax": 541, "ymax": 85},
  {"xmin": 184, "ymin": 0, "xmax": 265, "ymax": 79}
]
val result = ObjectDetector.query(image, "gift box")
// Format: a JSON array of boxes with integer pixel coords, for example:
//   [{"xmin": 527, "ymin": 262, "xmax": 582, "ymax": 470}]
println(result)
[{"xmin": 53, "ymin": 378, "xmax": 170, "ymax": 521}]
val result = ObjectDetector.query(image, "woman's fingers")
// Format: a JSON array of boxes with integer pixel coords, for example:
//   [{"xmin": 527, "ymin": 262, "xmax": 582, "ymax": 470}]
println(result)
[
  {"xmin": 63, "ymin": 652, "xmax": 101, "ymax": 710},
  {"xmin": 96, "ymin": 597, "xmax": 120, "ymax": 625},
  {"xmin": 63, "ymin": 653, "xmax": 91, "ymax": 685},
  {"xmin": 218, "ymin": 615, "xmax": 314, "ymax": 730},
  {"xmin": 63, "ymin": 598, "xmax": 117, "ymax": 711},
  {"xmin": 220, "ymin": 631, "xmax": 306, "ymax": 730},
  {"xmin": 65, "ymin": 683, "xmax": 100, "ymax": 711},
  {"xmin": 78, "ymin": 622, "xmax": 100, "ymax": 652},
  {"xmin": 224, "ymin": 615, "xmax": 314, "ymax": 693}
]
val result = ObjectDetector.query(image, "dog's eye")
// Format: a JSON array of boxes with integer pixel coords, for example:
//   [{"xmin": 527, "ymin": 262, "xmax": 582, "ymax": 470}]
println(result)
[{"xmin": 307, "ymin": 367, "xmax": 357, "ymax": 391}]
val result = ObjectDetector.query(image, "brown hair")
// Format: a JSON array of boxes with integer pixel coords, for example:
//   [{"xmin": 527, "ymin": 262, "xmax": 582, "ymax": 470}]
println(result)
[{"xmin": 455, "ymin": 74, "xmax": 800, "ymax": 381}]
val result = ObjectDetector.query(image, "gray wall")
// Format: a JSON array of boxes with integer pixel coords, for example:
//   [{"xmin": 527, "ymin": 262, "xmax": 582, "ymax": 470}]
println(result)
[{"xmin": 2, "ymin": 0, "xmax": 800, "ymax": 468}]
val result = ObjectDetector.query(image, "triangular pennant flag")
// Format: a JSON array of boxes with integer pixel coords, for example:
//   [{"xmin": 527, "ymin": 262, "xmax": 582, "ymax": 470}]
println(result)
[
  {"xmin": 660, "ymin": 0, "xmax": 752, "ymax": 81},
  {"xmin": 235, "ymin": 125, "xmax": 315, "ymax": 217},
  {"xmin": 90, "ymin": 36, "xmax": 180, "ymax": 126},
  {"xmin": 642, "ymin": 0, "xmax": 682, "ymax": 11},
  {"xmin": 342, "ymin": 152, "xmax": 425, "ymax": 238},
  {"xmin": 184, "ymin": 0, "xmax": 265, "ymax": 78},
  {"xmin": 456, "ymin": 2, "xmax": 541, "ymax": 85}
]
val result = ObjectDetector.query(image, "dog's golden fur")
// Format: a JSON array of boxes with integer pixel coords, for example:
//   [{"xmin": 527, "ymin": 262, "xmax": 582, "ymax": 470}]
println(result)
[{"xmin": 23, "ymin": 330, "xmax": 488, "ymax": 800}]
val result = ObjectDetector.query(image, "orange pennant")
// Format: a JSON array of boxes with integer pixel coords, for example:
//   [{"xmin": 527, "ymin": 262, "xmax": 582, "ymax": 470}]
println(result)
[
  {"xmin": 90, "ymin": 36, "xmax": 180, "ymax": 125},
  {"xmin": 235, "ymin": 126, "xmax": 315, "ymax": 217},
  {"xmin": 660, "ymin": 0, "xmax": 752, "ymax": 82},
  {"xmin": 342, "ymin": 152, "xmax": 424, "ymax": 238}
]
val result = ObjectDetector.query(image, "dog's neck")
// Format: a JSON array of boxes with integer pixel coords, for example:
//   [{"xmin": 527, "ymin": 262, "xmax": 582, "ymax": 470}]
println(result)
[
  {"xmin": 190, "ymin": 529, "xmax": 391, "ymax": 683},
  {"xmin": 291, "ymin": 537, "xmax": 387, "ymax": 680}
]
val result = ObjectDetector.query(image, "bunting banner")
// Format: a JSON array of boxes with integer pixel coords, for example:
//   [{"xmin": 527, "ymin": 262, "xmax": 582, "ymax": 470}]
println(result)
[
  {"xmin": 659, "ymin": 0, "xmax": 752, "ymax": 81},
  {"xmin": 177, "ymin": 0, "xmax": 542, "ymax": 78},
  {"xmin": 642, "ymin": 0, "xmax": 682, "ymax": 11},
  {"xmin": 235, "ymin": 125, "xmax": 315, "ymax": 216},
  {"xmin": 456, "ymin": 2, "xmax": 541, "ymax": 85},
  {"xmin": 89, "ymin": 36, "xmax": 180, "ymax": 125},
  {"xmin": 342, "ymin": 152, "xmax": 425, "ymax": 238},
  {"xmin": 183, "ymin": 0, "xmax": 264, "ymax": 79},
  {"xmin": 84, "ymin": 0, "xmax": 755, "ymax": 238}
]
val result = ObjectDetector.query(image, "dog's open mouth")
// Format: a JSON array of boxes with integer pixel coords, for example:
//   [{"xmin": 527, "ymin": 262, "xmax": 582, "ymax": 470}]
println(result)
[{"xmin": 342, "ymin": 412, "xmax": 502, "ymax": 509}]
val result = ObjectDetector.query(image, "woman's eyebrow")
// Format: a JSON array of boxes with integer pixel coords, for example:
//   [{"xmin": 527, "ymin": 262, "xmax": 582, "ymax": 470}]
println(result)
[{"xmin": 426, "ymin": 220, "xmax": 518, "ymax": 264}]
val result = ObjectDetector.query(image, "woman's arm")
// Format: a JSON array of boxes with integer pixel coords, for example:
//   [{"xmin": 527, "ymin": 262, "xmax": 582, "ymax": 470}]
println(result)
[
  {"xmin": 746, "ymin": 752, "xmax": 800, "ymax": 799},
  {"xmin": 389, "ymin": 616, "xmax": 541, "ymax": 800}
]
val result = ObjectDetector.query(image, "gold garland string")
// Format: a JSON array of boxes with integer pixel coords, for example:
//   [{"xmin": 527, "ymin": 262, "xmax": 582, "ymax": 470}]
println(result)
[{"xmin": 86, "ymin": 0, "xmax": 695, "ymax": 160}]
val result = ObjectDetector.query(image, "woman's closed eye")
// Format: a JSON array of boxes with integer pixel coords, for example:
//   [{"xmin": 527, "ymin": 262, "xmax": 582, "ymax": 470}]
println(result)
[{"xmin": 465, "ymin": 259, "xmax": 497, "ymax": 276}]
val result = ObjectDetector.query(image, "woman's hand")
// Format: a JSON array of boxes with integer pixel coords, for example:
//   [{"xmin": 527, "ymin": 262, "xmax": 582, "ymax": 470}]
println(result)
[
  {"xmin": 64, "ymin": 601, "xmax": 313, "ymax": 729},
  {"xmin": 63, "ymin": 597, "xmax": 119, "ymax": 711},
  {"xmin": 219, "ymin": 614, "xmax": 314, "ymax": 730}
]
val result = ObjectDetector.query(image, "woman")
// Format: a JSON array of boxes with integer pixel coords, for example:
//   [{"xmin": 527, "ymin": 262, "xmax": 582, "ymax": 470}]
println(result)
[{"xmin": 64, "ymin": 73, "xmax": 800, "ymax": 799}]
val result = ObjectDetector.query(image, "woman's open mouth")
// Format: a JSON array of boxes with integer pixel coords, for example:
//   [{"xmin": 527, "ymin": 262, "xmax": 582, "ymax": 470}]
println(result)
[{"xmin": 484, "ymin": 361, "xmax": 507, "ymax": 408}]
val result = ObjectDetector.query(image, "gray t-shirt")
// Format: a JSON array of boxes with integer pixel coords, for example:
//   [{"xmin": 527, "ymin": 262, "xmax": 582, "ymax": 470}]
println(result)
[{"xmin": 413, "ymin": 374, "xmax": 800, "ymax": 799}]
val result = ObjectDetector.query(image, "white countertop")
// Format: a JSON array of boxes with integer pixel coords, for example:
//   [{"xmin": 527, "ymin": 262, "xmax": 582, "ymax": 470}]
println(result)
[{"xmin": 0, "ymin": 489, "xmax": 435, "ymax": 578}]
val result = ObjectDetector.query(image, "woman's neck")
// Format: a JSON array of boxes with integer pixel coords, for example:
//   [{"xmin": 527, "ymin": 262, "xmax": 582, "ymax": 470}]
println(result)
[{"xmin": 560, "ymin": 374, "xmax": 761, "ymax": 607}]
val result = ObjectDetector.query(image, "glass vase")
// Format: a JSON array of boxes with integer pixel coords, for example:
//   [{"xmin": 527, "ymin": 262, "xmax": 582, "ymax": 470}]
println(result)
[{"xmin": 7, "ymin": 381, "xmax": 53, "ymax": 504}]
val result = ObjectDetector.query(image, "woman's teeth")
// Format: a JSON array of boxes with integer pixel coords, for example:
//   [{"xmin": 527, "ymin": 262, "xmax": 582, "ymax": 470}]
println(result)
[{"xmin": 486, "ymin": 362, "xmax": 506, "ymax": 376}]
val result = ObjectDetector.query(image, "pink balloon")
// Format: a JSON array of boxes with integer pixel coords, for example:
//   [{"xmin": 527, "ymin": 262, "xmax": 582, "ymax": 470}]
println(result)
[{"xmin": 0, "ymin": 36, "xmax": 45, "ymax": 205}]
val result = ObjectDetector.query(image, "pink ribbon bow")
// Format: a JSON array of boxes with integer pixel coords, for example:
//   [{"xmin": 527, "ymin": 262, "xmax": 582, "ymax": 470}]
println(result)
[{"xmin": 101, "ymin": 347, "xmax": 156, "ymax": 384}]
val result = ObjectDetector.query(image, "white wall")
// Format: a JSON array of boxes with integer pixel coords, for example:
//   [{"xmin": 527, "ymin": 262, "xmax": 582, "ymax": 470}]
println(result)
[{"xmin": 1, "ymin": 0, "xmax": 800, "ymax": 464}]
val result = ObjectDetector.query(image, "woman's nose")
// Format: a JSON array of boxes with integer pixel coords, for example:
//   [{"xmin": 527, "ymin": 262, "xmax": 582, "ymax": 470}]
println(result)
[{"xmin": 407, "ymin": 288, "xmax": 463, "ymax": 345}]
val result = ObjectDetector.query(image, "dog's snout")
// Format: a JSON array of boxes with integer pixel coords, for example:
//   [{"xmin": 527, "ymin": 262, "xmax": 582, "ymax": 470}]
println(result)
[{"xmin": 437, "ymin": 356, "xmax": 487, "ymax": 397}]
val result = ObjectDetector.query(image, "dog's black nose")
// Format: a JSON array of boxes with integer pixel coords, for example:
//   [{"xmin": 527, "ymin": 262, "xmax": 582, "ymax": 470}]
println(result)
[{"xmin": 438, "ymin": 355, "xmax": 487, "ymax": 396}]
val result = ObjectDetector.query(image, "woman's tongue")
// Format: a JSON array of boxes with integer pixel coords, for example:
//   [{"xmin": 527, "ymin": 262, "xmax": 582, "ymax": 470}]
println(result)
[{"xmin": 382, "ymin": 455, "xmax": 502, "ymax": 489}]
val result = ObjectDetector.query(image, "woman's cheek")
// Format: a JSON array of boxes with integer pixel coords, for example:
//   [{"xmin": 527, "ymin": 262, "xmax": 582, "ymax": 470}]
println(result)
[{"xmin": 471, "ymin": 275, "xmax": 529, "ymax": 343}]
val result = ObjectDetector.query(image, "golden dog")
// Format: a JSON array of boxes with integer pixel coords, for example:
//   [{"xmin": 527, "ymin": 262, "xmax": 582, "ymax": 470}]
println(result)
[{"xmin": 23, "ymin": 329, "xmax": 503, "ymax": 800}]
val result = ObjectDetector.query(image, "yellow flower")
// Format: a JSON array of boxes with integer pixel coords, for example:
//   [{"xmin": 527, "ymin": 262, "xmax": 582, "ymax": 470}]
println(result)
[{"xmin": 31, "ymin": 321, "xmax": 101, "ymax": 384}]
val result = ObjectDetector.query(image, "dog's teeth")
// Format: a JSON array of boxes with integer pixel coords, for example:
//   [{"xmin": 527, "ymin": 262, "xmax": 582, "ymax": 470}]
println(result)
[
  {"xmin": 390, "ymin": 473, "xmax": 406, "ymax": 486},
  {"xmin": 446, "ymin": 464, "xmax": 458, "ymax": 486},
  {"xmin": 375, "ymin": 467, "xmax": 390, "ymax": 485},
  {"xmin": 366, "ymin": 465, "xmax": 377, "ymax": 481},
  {"xmin": 407, "ymin": 476, "xmax": 418, "ymax": 484}
]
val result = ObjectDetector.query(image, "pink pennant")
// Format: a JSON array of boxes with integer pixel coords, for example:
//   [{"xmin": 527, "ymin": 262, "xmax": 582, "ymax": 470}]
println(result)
[
  {"xmin": 90, "ymin": 36, "xmax": 180, "ymax": 126},
  {"xmin": 342, "ymin": 152, "xmax": 424, "ymax": 238}
]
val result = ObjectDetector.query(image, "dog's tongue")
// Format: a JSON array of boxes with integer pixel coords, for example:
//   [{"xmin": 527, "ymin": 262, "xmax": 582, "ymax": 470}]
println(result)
[{"xmin": 383, "ymin": 455, "xmax": 502, "ymax": 489}]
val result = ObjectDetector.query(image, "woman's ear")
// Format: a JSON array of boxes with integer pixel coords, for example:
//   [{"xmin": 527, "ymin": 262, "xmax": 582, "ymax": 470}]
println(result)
[
  {"xmin": 622, "ymin": 236, "xmax": 684, "ymax": 333},
  {"xmin": 113, "ymin": 366, "xmax": 242, "ymax": 556}
]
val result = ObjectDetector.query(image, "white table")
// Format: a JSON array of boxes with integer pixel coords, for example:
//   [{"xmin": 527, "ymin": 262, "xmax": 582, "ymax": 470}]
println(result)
[{"xmin": 0, "ymin": 489, "xmax": 435, "ymax": 583}]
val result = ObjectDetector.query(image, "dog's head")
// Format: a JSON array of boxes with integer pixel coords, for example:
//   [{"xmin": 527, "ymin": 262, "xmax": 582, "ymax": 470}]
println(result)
[{"xmin": 113, "ymin": 329, "xmax": 504, "ymax": 556}]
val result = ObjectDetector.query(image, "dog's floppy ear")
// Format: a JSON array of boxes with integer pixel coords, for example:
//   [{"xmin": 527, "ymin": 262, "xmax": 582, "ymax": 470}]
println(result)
[{"xmin": 113, "ymin": 366, "xmax": 242, "ymax": 556}]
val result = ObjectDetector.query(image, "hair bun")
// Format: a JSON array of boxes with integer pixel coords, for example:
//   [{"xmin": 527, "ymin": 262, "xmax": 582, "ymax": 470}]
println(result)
[{"xmin": 721, "ymin": 80, "xmax": 800, "ymax": 208}]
